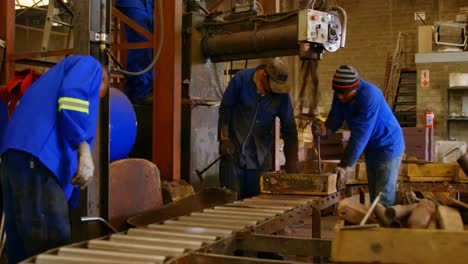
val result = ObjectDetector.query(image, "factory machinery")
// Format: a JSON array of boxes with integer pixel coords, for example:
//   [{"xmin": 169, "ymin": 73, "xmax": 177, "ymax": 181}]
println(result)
[
  {"xmin": 22, "ymin": 189, "xmax": 341, "ymax": 263},
  {"xmin": 19, "ymin": 2, "xmax": 347, "ymax": 263}
]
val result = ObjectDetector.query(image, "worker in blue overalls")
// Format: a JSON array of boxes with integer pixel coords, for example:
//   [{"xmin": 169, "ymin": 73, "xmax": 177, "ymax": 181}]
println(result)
[
  {"xmin": 0, "ymin": 100, "xmax": 6, "ymax": 145},
  {"xmin": 218, "ymin": 58, "xmax": 299, "ymax": 199},
  {"xmin": 0, "ymin": 55, "xmax": 109, "ymax": 263},
  {"xmin": 313, "ymin": 65, "xmax": 405, "ymax": 206},
  {"xmin": 115, "ymin": 0, "xmax": 154, "ymax": 104}
]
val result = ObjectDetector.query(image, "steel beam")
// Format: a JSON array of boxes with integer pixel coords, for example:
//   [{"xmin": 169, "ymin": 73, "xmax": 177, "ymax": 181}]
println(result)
[
  {"xmin": 236, "ymin": 234, "xmax": 331, "ymax": 258},
  {"xmin": 72, "ymin": 0, "xmax": 111, "ymax": 241},
  {"xmin": 153, "ymin": 0, "xmax": 182, "ymax": 181},
  {"xmin": 0, "ymin": 0, "xmax": 15, "ymax": 83}
]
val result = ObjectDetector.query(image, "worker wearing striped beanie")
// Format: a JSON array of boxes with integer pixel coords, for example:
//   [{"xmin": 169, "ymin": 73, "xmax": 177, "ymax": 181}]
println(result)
[
  {"xmin": 312, "ymin": 64, "xmax": 404, "ymax": 206},
  {"xmin": 332, "ymin": 65, "xmax": 360, "ymax": 93}
]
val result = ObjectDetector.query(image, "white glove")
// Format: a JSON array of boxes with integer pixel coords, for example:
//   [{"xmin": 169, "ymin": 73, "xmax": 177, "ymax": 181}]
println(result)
[
  {"xmin": 335, "ymin": 166, "xmax": 347, "ymax": 190},
  {"xmin": 71, "ymin": 141, "xmax": 94, "ymax": 189}
]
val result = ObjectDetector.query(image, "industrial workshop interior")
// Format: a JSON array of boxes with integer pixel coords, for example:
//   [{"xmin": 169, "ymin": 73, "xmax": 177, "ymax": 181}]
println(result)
[{"xmin": 2, "ymin": 0, "xmax": 468, "ymax": 263}]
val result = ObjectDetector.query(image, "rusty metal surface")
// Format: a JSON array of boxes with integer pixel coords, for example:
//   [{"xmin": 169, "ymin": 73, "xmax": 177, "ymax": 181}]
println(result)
[
  {"xmin": 153, "ymin": 0, "xmax": 182, "ymax": 181},
  {"xmin": 109, "ymin": 159, "xmax": 163, "ymax": 231},
  {"xmin": 252, "ymin": 193, "xmax": 341, "ymax": 235},
  {"xmin": 23, "ymin": 192, "xmax": 342, "ymax": 264},
  {"xmin": 127, "ymin": 188, "xmax": 236, "ymax": 227},
  {"xmin": 237, "ymin": 234, "xmax": 331, "ymax": 258}
]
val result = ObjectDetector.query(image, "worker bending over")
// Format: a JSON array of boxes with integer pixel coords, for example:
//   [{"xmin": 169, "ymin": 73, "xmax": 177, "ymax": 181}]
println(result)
[
  {"xmin": 0, "ymin": 55, "xmax": 109, "ymax": 263},
  {"xmin": 313, "ymin": 65, "xmax": 404, "ymax": 206},
  {"xmin": 115, "ymin": 0, "xmax": 154, "ymax": 104},
  {"xmin": 218, "ymin": 57, "xmax": 299, "ymax": 199}
]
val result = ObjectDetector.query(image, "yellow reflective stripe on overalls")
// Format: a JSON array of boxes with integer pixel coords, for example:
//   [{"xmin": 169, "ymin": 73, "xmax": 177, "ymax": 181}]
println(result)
[{"xmin": 58, "ymin": 97, "xmax": 90, "ymax": 114}]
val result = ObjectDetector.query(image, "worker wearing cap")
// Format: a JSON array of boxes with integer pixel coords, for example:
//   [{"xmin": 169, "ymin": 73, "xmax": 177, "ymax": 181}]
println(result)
[
  {"xmin": 218, "ymin": 58, "xmax": 299, "ymax": 199},
  {"xmin": 0, "ymin": 55, "xmax": 109, "ymax": 263},
  {"xmin": 313, "ymin": 65, "xmax": 404, "ymax": 206},
  {"xmin": 115, "ymin": 0, "xmax": 154, "ymax": 104}
]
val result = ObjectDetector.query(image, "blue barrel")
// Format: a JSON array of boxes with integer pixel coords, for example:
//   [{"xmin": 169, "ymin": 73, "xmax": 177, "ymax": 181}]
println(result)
[{"xmin": 110, "ymin": 87, "xmax": 137, "ymax": 162}]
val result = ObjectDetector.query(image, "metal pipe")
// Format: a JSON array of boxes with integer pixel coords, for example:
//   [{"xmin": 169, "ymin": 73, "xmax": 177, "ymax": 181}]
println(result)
[
  {"xmin": 81, "ymin": 216, "xmax": 118, "ymax": 233},
  {"xmin": 99, "ymin": 0, "xmax": 106, "ymax": 52},
  {"xmin": 203, "ymin": 24, "xmax": 298, "ymax": 62},
  {"xmin": 329, "ymin": 6, "xmax": 347, "ymax": 48}
]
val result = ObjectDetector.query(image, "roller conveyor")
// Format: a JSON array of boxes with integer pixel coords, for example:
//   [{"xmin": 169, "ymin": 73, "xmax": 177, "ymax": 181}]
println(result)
[{"xmin": 22, "ymin": 192, "xmax": 341, "ymax": 264}]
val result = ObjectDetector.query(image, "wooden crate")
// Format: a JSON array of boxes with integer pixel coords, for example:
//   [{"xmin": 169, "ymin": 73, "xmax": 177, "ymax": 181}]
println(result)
[
  {"xmin": 322, "ymin": 160, "xmax": 367, "ymax": 182},
  {"xmin": 402, "ymin": 127, "xmax": 434, "ymax": 161},
  {"xmin": 260, "ymin": 172, "xmax": 337, "ymax": 196},
  {"xmin": 331, "ymin": 220, "xmax": 468, "ymax": 264},
  {"xmin": 399, "ymin": 162, "xmax": 454, "ymax": 182},
  {"xmin": 454, "ymin": 165, "xmax": 468, "ymax": 183}
]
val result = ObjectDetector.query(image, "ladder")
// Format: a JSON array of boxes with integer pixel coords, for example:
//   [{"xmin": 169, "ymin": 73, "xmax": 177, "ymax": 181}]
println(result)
[
  {"xmin": 41, "ymin": 0, "xmax": 74, "ymax": 51},
  {"xmin": 392, "ymin": 68, "xmax": 417, "ymax": 127}
]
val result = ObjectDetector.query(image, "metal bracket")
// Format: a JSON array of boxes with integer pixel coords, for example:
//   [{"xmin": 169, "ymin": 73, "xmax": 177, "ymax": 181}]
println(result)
[{"xmin": 90, "ymin": 31, "xmax": 111, "ymax": 44}]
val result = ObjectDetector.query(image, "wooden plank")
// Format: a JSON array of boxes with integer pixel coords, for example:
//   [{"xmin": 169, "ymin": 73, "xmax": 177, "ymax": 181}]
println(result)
[
  {"xmin": 332, "ymin": 223, "xmax": 468, "ymax": 264},
  {"xmin": 260, "ymin": 173, "xmax": 337, "ymax": 195},
  {"xmin": 437, "ymin": 205, "xmax": 464, "ymax": 231},
  {"xmin": 400, "ymin": 176, "xmax": 452, "ymax": 182},
  {"xmin": 454, "ymin": 165, "xmax": 468, "ymax": 183},
  {"xmin": 400, "ymin": 162, "xmax": 455, "ymax": 177}
]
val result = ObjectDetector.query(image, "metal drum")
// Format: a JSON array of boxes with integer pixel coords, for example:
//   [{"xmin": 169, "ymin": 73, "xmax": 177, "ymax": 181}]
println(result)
[{"xmin": 110, "ymin": 88, "xmax": 137, "ymax": 162}]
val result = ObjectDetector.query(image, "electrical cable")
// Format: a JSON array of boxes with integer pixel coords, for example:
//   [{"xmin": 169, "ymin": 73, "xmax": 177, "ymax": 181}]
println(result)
[{"xmin": 113, "ymin": 0, "xmax": 164, "ymax": 76}]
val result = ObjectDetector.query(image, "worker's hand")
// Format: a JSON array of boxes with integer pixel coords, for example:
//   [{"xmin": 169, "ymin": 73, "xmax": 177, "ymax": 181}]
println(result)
[
  {"xmin": 335, "ymin": 166, "xmax": 346, "ymax": 190},
  {"xmin": 71, "ymin": 141, "xmax": 94, "ymax": 190},
  {"xmin": 312, "ymin": 119, "xmax": 327, "ymax": 137},
  {"xmin": 219, "ymin": 139, "xmax": 236, "ymax": 160},
  {"xmin": 285, "ymin": 160, "xmax": 300, "ymax": 173}
]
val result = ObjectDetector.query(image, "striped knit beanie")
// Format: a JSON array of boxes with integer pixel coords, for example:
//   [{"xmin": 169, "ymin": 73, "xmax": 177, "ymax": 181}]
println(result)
[{"xmin": 332, "ymin": 65, "xmax": 360, "ymax": 92}]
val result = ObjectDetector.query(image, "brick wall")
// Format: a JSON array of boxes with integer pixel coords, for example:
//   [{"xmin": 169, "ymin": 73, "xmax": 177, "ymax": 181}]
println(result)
[{"xmin": 290, "ymin": 0, "xmax": 468, "ymax": 146}]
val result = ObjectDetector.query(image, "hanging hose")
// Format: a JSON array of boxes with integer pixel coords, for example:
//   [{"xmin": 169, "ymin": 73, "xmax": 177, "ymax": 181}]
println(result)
[{"xmin": 113, "ymin": 0, "xmax": 164, "ymax": 76}]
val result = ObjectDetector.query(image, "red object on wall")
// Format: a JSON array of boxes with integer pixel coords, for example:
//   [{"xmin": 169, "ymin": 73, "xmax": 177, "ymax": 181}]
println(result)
[
  {"xmin": 0, "ymin": 68, "xmax": 42, "ymax": 117},
  {"xmin": 425, "ymin": 111, "xmax": 434, "ymax": 128}
]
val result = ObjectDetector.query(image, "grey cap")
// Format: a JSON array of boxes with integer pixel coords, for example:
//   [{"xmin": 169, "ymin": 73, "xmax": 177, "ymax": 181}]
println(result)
[{"xmin": 265, "ymin": 57, "xmax": 290, "ymax": 94}]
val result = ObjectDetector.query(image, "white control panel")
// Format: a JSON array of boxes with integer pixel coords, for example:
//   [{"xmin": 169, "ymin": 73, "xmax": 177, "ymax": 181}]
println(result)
[{"xmin": 298, "ymin": 9, "xmax": 332, "ymax": 43}]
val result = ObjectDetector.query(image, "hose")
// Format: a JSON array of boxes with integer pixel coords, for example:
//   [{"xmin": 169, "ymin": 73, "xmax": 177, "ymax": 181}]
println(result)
[{"xmin": 113, "ymin": 0, "xmax": 164, "ymax": 76}]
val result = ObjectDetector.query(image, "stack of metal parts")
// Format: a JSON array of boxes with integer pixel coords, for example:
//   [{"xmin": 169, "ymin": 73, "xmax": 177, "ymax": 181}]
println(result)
[{"xmin": 23, "ymin": 194, "xmax": 340, "ymax": 264}]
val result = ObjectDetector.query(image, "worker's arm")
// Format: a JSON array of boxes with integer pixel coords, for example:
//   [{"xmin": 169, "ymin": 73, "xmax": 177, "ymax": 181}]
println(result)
[
  {"xmin": 57, "ymin": 56, "xmax": 102, "ymax": 149},
  {"xmin": 325, "ymin": 95, "xmax": 345, "ymax": 134},
  {"xmin": 218, "ymin": 75, "xmax": 241, "ymax": 141},
  {"xmin": 339, "ymin": 92, "xmax": 379, "ymax": 167},
  {"xmin": 279, "ymin": 95, "xmax": 299, "ymax": 173}
]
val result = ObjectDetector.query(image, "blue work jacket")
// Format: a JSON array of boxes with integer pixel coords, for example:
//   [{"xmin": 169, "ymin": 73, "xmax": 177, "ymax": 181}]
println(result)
[
  {"xmin": 115, "ymin": 0, "xmax": 153, "ymax": 12},
  {"xmin": 219, "ymin": 68, "xmax": 298, "ymax": 169},
  {"xmin": 325, "ymin": 79, "xmax": 405, "ymax": 167},
  {"xmin": 0, "ymin": 101, "xmax": 7, "ymax": 145},
  {"xmin": 0, "ymin": 55, "xmax": 103, "ymax": 208}
]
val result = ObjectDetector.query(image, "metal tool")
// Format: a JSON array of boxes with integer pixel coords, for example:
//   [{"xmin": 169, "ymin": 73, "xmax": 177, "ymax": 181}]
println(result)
[
  {"xmin": 342, "ymin": 192, "xmax": 382, "ymax": 230},
  {"xmin": 195, "ymin": 155, "xmax": 222, "ymax": 181}
]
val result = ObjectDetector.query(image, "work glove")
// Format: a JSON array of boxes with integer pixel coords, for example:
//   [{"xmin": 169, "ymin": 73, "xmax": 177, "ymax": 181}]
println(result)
[
  {"xmin": 335, "ymin": 166, "xmax": 347, "ymax": 191},
  {"xmin": 71, "ymin": 141, "xmax": 94, "ymax": 190},
  {"xmin": 312, "ymin": 119, "xmax": 327, "ymax": 137},
  {"xmin": 219, "ymin": 139, "xmax": 236, "ymax": 160}
]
